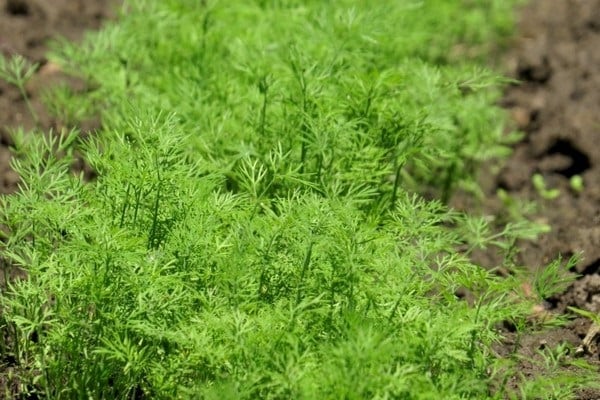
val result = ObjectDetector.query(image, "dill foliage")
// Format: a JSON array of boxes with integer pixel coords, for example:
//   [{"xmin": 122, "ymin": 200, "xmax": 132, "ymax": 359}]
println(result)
[{"xmin": 1, "ymin": 1, "xmax": 591, "ymax": 398}]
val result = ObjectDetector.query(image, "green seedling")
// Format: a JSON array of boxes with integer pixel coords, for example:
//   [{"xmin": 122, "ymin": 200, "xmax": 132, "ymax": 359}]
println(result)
[
  {"xmin": 497, "ymin": 188, "xmax": 513, "ymax": 208},
  {"xmin": 0, "ymin": 54, "xmax": 39, "ymax": 125},
  {"xmin": 569, "ymin": 175, "xmax": 584, "ymax": 194},
  {"xmin": 532, "ymin": 256, "xmax": 577, "ymax": 300},
  {"xmin": 496, "ymin": 188, "xmax": 543, "ymax": 228},
  {"xmin": 568, "ymin": 307, "xmax": 600, "ymax": 326},
  {"xmin": 532, "ymin": 173, "xmax": 560, "ymax": 200}
]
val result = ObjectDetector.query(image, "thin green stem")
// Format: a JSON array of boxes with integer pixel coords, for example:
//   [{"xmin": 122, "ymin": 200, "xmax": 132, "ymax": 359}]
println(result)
[{"xmin": 16, "ymin": 82, "xmax": 39, "ymax": 127}]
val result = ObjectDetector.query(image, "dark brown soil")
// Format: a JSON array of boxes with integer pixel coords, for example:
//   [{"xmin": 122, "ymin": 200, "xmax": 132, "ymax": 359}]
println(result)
[
  {"xmin": 0, "ymin": 0, "xmax": 599, "ymax": 398},
  {"xmin": 0, "ymin": 0, "xmax": 117, "ymax": 194},
  {"xmin": 492, "ymin": 0, "xmax": 600, "ymax": 397},
  {"xmin": 502, "ymin": 0, "xmax": 600, "ymax": 278}
]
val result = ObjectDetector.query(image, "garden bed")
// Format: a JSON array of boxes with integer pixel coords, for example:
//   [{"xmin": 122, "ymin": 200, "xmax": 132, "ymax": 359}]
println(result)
[
  {"xmin": 454, "ymin": 1, "xmax": 600, "ymax": 397},
  {"xmin": 1, "ymin": 0, "xmax": 599, "ymax": 398},
  {"xmin": 495, "ymin": 1, "xmax": 600, "ymax": 397}
]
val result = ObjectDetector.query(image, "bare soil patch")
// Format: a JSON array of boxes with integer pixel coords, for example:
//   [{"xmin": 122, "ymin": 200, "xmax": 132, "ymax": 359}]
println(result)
[
  {"xmin": 494, "ymin": 0, "xmax": 600, "ymax": 397},
  {"xmin": 0, "ymin": 0, "xmax": 117, "ymax": 194}
]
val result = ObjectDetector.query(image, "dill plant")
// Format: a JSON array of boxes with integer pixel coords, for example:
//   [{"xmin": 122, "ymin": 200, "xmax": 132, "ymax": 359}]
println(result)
[
  {"xmin": 0, "ymin": 54, "xmax": 40, "ymax": 126},
  {"xmin": 1, "ymin": 0, "xmax": 595, "ymax": 398}
]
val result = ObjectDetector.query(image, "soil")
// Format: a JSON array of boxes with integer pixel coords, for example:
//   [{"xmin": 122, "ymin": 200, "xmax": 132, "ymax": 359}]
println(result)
[
  {"xmin": 0, "ymin": 0, "xmax": 117, "ymax": 194},
  {"xmin": 0, "ymin": 0, "xmax": 599, "ymax": 398},
  {"xmin": 487, "ymin": 0, "xmax": 600, "ymax": 397}
]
